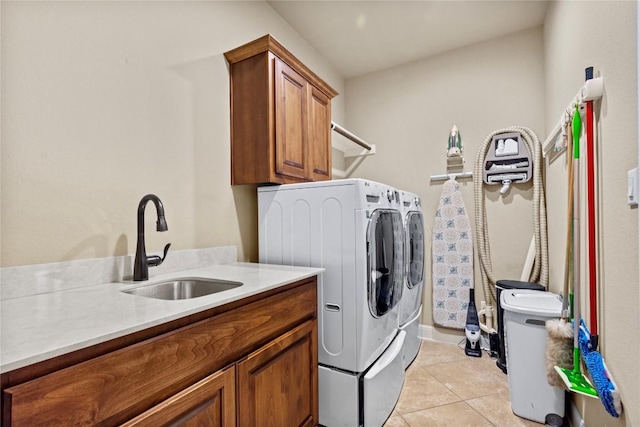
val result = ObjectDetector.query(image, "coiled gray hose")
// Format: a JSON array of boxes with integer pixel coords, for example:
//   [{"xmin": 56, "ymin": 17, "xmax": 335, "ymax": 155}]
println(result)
[{"xmin": 473, "ymin": 127, "xmax": 549, "ymax": 309}]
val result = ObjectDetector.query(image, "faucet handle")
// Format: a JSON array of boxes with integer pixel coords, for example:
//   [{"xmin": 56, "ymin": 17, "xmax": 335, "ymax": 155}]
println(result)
[{"xmin": 147, "ymin": 243, "xmax": 171, "ymax": 267}]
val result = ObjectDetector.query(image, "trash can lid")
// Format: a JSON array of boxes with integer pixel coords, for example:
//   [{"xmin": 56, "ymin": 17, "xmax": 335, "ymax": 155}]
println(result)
[
  {"xmin": 496, "ymin": 280, "xmax": 545, "ymax": 291},
  {"xmin": 500, "ymin": 291, "xmax": 563, "ymax": 316}
]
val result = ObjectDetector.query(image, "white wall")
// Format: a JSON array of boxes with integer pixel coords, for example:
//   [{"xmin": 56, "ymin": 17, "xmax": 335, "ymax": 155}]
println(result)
[
  {"xmin": 0, "ymin": 1, "xmax": 345, "ymax": 267},
  {"xmin": 544, "ymin": 1, "xmax": 639, "ymax": 425},
  {"xmin": 344, "ymin": 28, "xmax": 546, "ymax": 331}
]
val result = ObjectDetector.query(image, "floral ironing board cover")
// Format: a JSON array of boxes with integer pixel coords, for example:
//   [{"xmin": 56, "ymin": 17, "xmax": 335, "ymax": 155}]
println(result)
[{"xmin": 432, "ymin": 178, "xmax": 473, "ymax": 329}]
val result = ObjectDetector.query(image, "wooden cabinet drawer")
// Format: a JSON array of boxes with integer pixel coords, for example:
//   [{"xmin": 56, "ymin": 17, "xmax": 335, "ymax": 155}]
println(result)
[{"xmin": 122, "ymin": 365, "xmax": 236, "ymax": 427}]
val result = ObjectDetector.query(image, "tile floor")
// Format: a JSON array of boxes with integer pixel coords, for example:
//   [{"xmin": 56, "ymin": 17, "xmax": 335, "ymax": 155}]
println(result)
[{"xmin": 384, "ymin": 340, "xmax": 543, "ymax": 427}]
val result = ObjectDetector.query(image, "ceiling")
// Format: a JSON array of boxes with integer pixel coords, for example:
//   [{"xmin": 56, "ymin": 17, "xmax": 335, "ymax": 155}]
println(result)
[{"xmin": 267, "ymin": 0, "xmax": 550, "ymax": 79}]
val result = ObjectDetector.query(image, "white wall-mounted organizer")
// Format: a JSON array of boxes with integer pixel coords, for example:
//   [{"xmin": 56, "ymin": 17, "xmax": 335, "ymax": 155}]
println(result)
[
  {"xmin": 482, "ymin": 132, "xmax": 533, "ymax": 194},
  {"xmin": 331, "ymin": 121, "xmax": 376, "ymax": 178},
  {"xmin": 543, "ymin": 76, "xmax": 604, "ymax": 159}
]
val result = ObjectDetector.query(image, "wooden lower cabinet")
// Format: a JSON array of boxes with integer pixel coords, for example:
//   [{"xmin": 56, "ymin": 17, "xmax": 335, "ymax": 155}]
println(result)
[
  {"xmin": 238, "ymin": 320, "xmax": 318, "ymax": 427},
  {"xmin": 2, "ymin": 278, "xmax": 318, "ymax": 427},
  {"xmin": 125, "ymin": 320, "xmax": 318, "ymax": 427}
]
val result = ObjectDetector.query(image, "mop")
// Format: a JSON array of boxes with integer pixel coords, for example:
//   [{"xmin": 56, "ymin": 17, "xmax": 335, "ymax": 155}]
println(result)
[
  {"xmin": 544, "ymin": 120, "xmax": 574, "ymax": 389},
  {"xmin": 578, "ymin": 319, "xmax": 622, "ymax": 416},
  {"xmin": 553, "ymin": 105, "xmax": 598, "ymax": 398},
  {"xmin": 578, "ymin": 67, "xmax": 623, "ymax": 417}
]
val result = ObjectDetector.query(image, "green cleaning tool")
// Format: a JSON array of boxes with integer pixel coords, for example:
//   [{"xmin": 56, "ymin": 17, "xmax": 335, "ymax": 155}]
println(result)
[{"xmin": 553, "ymin": 105, "xmax": 598, "ymax": 398}]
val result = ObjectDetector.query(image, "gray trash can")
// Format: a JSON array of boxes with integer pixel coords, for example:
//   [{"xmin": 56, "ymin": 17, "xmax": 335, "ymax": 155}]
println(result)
[{"xmin": 501, "ymin": 290, "xmax": 565, "ymax": 424}]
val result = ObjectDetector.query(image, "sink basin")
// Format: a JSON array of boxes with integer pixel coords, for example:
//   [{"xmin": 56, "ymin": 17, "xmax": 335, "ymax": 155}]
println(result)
[{"xmin": 122, "ymin": 278, "xmax": 243, "ymax": 300}]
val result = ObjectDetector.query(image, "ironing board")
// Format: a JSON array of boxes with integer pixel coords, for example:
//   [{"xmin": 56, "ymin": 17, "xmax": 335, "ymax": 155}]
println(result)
[{"xmin": 432, "ymin": 178, "xmax": 474, "ymax": 329}]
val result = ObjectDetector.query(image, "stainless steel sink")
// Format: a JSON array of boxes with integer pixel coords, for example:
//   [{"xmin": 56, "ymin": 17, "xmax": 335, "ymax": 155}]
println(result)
[{"xmin": 122, "ymin": 278, "xmax": 243, "ymax": 300}]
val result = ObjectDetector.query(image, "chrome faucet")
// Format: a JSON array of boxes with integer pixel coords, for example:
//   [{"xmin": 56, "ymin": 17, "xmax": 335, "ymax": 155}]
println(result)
[{"xmin": 134, "ymin": 194, "xmax": 171, "ymax": 281}]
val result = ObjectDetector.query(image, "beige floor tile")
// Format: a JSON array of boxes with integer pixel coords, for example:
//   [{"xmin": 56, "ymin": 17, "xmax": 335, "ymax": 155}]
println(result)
[
  {"xmin": 466, "ymin": 392, "xmax": 544, "ymax": 427},
  {"xmin": 424, "ymin": 357, "xmax": 509, "ymax": 400},
  {"xmin": 384, "ymin": 415, "xmax": 410, "ymax": 427},
  {"xmin": 384, "ymin": 341, "xmax": 545, "ymax": 427},
  {"xmin": 412, "ymin": 340, "xmax": 468, "ymax": 366},
  {"xmin": 394, "ymin": 365, "xmax": 462, "ymax": 414},
  {"xmin": 401, "ymin": 401, "xmax": 494, "ymax": 427}
]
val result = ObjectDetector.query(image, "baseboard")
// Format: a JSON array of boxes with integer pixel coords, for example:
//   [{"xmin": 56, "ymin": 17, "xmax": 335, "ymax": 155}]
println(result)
[
  {"xmin": 419, "ymin": 324, "xmax": 465, "ymax": 345},
  {"xmin": 568, "ymin": 397, "xmax": 585, "ymax": 427}
]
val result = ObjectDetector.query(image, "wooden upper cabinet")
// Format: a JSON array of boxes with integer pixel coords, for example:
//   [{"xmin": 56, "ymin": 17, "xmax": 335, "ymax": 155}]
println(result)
[
  {"xmin": 274, "ymin": 58, "xmax": 307, "ymax": 181},
  {"xmin": 308, "ymin": 86, "xmax": 332, "ymax": 181},
  {"xmin": 224, "ymin": 34, "xmax": 338, "ymax": 185}
]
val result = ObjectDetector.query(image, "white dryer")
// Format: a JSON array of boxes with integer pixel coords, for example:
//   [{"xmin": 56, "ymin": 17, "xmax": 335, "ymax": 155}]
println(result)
[
  {"xmin": 258, "ymin": 179, "xmax": 406, "ymax": 427},
  {"xmin": 399, "ymin": 190, "xmax": 425, "ymax": 370}
]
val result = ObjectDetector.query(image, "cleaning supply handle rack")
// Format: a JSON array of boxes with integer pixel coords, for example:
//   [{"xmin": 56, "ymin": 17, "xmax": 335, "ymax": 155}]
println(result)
[{"xmin": 543, "ymin": 76, "xmax": 604, "ymax": 157}]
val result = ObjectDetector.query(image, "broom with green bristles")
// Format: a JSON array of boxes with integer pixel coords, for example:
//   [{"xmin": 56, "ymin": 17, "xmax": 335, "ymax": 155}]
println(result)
[{"xmin": 553, "ymin": 105, "xmax": 598, "ymax": 398}]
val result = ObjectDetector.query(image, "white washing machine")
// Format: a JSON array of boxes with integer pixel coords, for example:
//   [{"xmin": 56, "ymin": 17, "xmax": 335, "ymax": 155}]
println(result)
[
  {"xmin": 258, "ymin": 179, "xmax": 406, "ymax": 427},
  {"xmin": 399, "ymin": 190, "xmax": 425, "ymax": 370}
]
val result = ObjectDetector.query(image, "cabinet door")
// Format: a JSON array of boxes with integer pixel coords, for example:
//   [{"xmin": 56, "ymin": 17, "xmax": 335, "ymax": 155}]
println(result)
[
  {"xmin": 274, "ymin": 57, "xmax": 308, "ymax": 181},
  {"xmin": 237, "ymin": 320, "xmax": 318, "ymax": 427},
  {"xmin": 307, "ymin": 85, "xmax": 332, "ymax": 181},
  {"xmin": 122, "ymin": 365, "xmax": 236, "ymax": 427}
]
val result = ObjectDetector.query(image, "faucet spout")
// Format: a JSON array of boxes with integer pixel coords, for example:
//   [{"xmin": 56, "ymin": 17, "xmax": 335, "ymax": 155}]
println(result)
[{"xmin": 134, "ymin": 194, "xmax": 170, "ymax": 281}]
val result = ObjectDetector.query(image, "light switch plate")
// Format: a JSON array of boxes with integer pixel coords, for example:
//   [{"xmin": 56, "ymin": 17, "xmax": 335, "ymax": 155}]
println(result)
[{"xmin": 628, "ymin": 168, "xmax": 639, "ymax": 206}]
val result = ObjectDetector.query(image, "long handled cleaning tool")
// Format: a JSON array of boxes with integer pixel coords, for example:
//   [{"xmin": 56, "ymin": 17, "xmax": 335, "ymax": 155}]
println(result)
[
  {"xmin": 553, "ymin": 105, "xmax": 598, "ymax": 398},
  {"xmin": 579, "ymin": 67, "xmax": 623, "ymax": 417},
  {"xmin": 544, "ymin": 121, "xmax": 574, "ymax": 388},
  {"xmin": 564, "ymin": 119, "xmax": 575, "ymax": 323},
  {"xmin": 584, "ymin": 67, "xmax": 599, "ymax": 351}
]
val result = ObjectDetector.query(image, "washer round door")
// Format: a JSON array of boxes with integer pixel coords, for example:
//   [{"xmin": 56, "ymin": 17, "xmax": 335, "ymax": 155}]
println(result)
[
  {"xmin": 367, "ymin": 209, "xmax": 404, "ymax": 318},
  {"xmin": 406, "ymin": 211, "xmax": 425, "ymax": 290}
]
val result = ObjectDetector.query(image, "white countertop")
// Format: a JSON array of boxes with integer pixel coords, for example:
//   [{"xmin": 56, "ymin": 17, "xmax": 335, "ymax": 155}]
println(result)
[{"xmin": 0, "ymin": 262, "xmax": 323, "ymax": 373}]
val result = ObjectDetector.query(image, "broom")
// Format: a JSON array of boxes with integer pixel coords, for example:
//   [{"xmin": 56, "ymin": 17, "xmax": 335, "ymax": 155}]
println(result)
[{"xmin": 553, "ymin": 105, "xmax": 598, "ymax": 398}]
